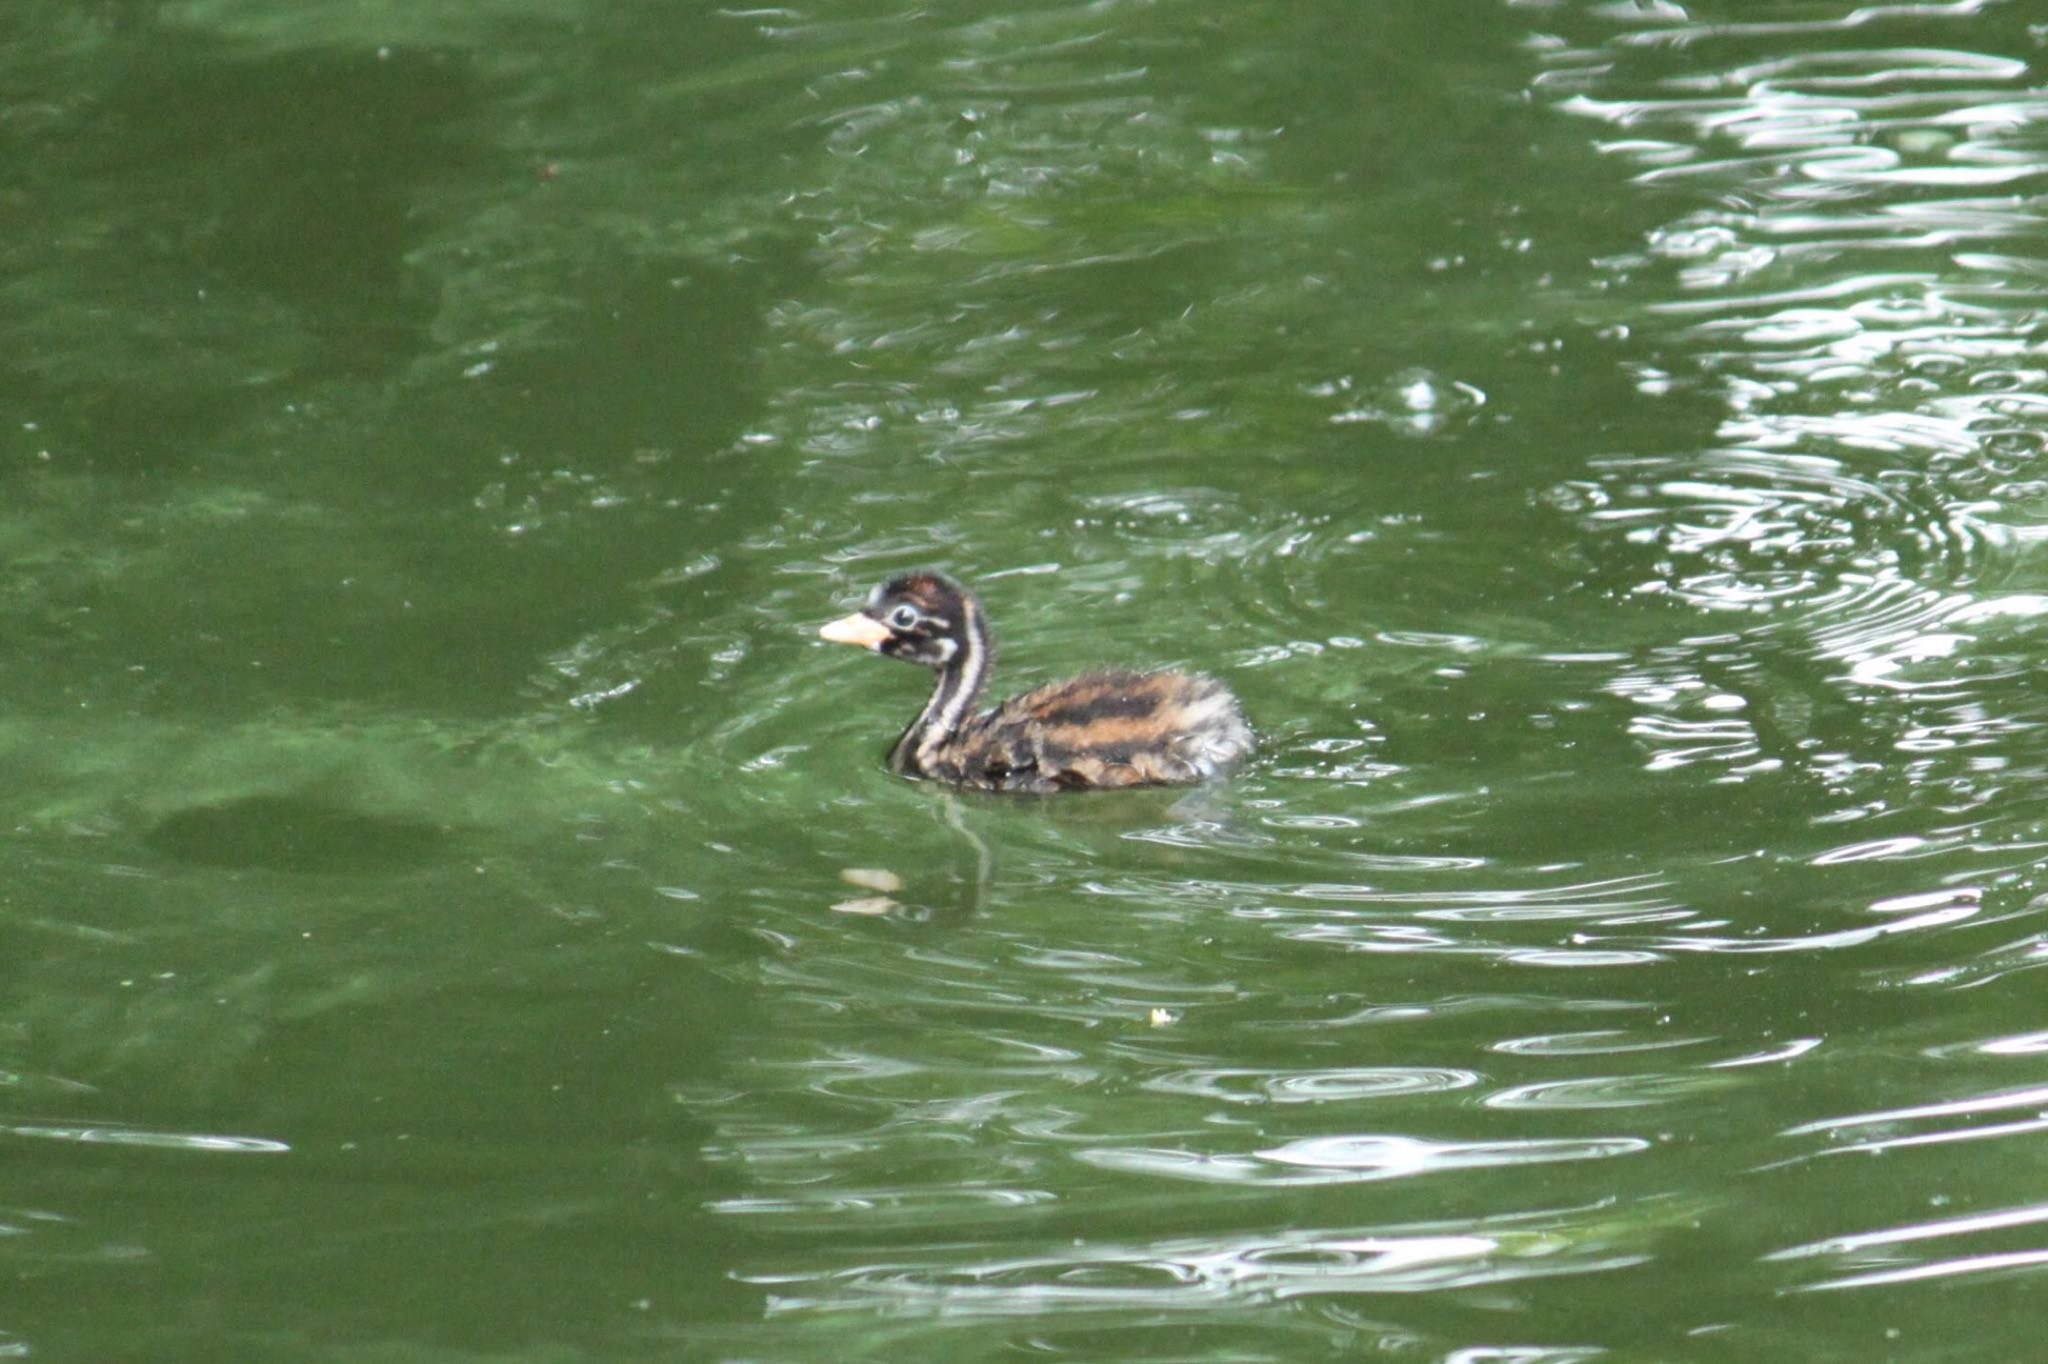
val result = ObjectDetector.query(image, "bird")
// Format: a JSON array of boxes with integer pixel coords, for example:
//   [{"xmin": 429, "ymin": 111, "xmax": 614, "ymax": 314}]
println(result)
[{"xmin": 817, "ymin": 570, "xmax": 1254, "ymax": 793}]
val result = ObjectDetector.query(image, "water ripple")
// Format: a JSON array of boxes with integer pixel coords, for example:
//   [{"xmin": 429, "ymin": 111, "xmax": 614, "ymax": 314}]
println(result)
[
  {"xmin": 1770, "ymin": 1198, "xmax": 2048, "ymax": 1292},
  {"xmin": 1782, "ymin": 1080, "xmax": 2048, "ymax": 1145},
  {"xmin": 1143, "ymin": 1067, "xmax": 1481, "ymax": 1105},
  {"xmin": 1527, "ymin": 10, "xmax": 2048, "ymax": 843},
  {"xmin": 744, "ymin": 1209, "xmax": 1655, "ymax": 1317},
  {"xmin": 1081, "ymin": 1134, "xmax": 1650, "ymax": 1186},
  {"xmin": 0, "ymin": 1122, "xmax": 289, "ymax": 1154},
  {"xmin": 1484, "ymin": 1072, "xmax": 1737, "ymax": 1111},
  {"xmin": 713, "ymin": 1184, "xmax": 1057, "ymax": 1231}
]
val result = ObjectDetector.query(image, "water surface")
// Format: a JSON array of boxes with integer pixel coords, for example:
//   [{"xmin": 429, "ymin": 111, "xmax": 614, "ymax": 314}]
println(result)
[{"xmin": 7, "ymin": 1, "xmax": 2048, "ymax": 1359}]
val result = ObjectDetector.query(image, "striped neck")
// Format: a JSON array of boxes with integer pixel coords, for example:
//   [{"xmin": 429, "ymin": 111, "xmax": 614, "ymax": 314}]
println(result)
[{"xmin": 889, "ymin": 592, "xmax": 995, "ymax": 776}]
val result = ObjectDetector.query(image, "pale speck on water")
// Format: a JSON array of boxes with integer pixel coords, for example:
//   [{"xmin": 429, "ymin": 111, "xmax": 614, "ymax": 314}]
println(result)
[
  {"xmin": 838, "ymin": 867, "xmax": 905, "ymax": 894},
  {"xmin": 830, "ymin": 896, "xmax": 901, "ymax": 917}
]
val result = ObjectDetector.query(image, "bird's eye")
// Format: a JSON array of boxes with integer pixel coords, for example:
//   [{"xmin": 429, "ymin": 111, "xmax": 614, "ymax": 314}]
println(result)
[{"xmin": 888, "ymin": 605, "xmax": 919, "ymax": 630}]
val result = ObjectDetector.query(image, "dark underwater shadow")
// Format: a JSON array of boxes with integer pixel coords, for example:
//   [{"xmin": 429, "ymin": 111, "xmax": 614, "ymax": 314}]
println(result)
[{"xmin": 144, "ymin": 793, "xmax": 450, "ymax": 873}]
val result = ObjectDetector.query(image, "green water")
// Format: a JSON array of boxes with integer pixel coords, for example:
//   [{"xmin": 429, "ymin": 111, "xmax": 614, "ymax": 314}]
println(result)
[{"xmin": 8, "ymin": 2, "xmax": 2048, "ymax": 1359}]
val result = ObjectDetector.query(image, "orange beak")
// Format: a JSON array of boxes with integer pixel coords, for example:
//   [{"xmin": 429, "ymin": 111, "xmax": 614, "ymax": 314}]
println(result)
[{"xmin": 819, "ymin": 612, "xmax": 893, "ymax": 651}]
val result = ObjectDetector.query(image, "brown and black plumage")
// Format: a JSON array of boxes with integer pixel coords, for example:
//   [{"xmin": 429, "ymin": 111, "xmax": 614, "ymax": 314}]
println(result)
[{"xmin": 818, "ymin": 571, "xmax": 1254, "ymax": 793}]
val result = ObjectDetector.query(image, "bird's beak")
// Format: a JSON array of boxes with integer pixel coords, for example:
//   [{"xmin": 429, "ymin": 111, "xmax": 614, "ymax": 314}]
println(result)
[{"xmin": 819, "ymin": 612, "xmax": 893, "ymax": 651}]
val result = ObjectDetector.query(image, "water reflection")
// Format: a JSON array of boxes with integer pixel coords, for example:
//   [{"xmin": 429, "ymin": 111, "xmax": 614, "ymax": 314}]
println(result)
[{"xmin": 1082, "ymin": 1133, "xmax": 1651, "ymax": 1185}]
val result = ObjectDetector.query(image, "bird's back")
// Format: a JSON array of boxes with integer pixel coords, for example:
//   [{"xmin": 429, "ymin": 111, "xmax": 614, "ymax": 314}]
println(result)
[{"xmin": 941, "ymin": 668, "xmax": 1254, "ymax": 793}]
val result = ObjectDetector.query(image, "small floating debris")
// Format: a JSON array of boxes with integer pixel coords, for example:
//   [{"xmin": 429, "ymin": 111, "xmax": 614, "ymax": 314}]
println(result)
[
  {"xmin": 1149, "ymin": 1007, "xmax": 1181, "ymax": 1027},
  {"xmin": 832, "ymin": 895, "xmax": 900, "ymax": 916},
  {"xmin": 839, "ymin": 867, "xmax": 904, "ymax": 893}
]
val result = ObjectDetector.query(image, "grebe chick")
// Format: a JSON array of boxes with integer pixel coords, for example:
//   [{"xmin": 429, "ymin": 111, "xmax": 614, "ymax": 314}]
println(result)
[{"xmin": 818, "ymin": 570, "xmax": 1254, "ymax": 793}]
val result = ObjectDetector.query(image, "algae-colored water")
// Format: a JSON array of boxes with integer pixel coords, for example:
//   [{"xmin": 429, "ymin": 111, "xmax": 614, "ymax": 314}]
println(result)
[{"xmin": 8, "ymin": 3, "xmax": 2048, "ymax": 1359}]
